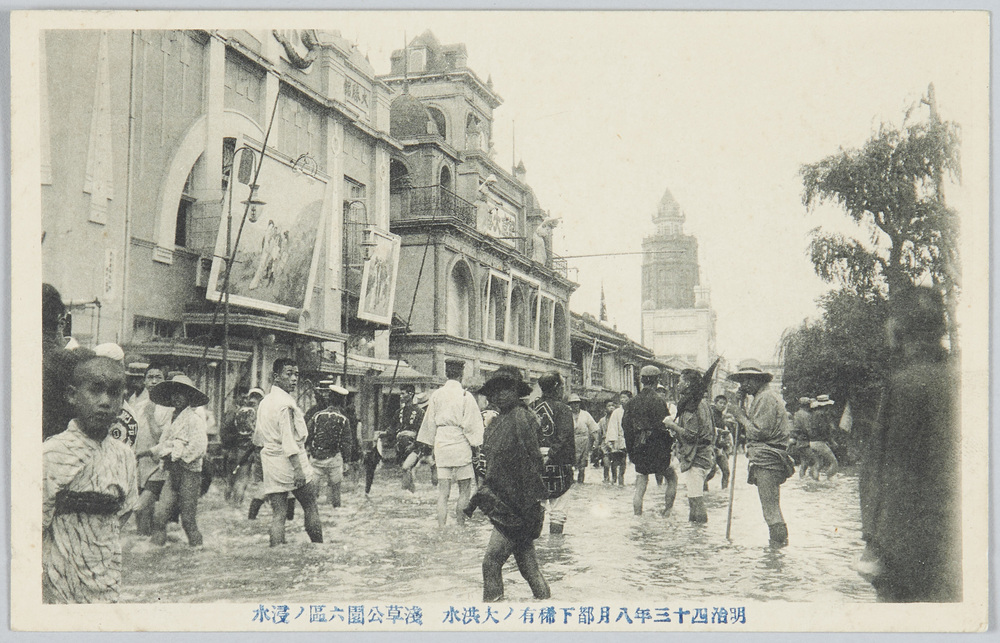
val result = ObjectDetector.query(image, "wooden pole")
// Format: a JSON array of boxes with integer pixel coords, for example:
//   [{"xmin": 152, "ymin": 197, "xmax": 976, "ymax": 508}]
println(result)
[{"xmin": 725, "ymin": 424, "xmax": 739, "ymax": 540}]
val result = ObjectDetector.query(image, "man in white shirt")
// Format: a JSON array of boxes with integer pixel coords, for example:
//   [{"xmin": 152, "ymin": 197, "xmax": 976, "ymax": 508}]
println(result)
[
  {"xmin": 603, "ymin": 391, "xmax": 630, "ymax": 485},
  {"xmin": 255, "ymin": 358, "xmax": 323, "ymax": 546},
  {"xmin": 417, "ymin": 359, "xmax": 484, "ymax": 528}
]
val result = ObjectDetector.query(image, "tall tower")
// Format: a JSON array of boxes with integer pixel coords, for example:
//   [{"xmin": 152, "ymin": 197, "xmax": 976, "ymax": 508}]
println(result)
[
  {"xmin": 641, "ymin": 188, "xmax": 699, "ymax": 310},
  {"xmin": 640, "ymin": 187, "xmax": 717, "ymax": 370}
]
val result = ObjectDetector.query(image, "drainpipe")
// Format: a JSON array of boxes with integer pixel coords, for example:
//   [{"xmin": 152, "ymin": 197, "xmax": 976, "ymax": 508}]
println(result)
[{"xmin": 119, "ymin": 30, "xmax": 138, "ymax": 344}]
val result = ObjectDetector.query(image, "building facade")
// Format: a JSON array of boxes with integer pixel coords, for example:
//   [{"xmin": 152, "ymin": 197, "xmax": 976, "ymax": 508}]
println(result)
[
  {"xmin": 379, "ymin": 32, "xmax": 578, "ymax": 389},
  {"xmin": 569, "ymin": 312, "xmax": 674, "ymax": 404},
  {"xmin": 40, "ymin": 29, "xmax": 433, "ymax": 437},
  {"xmin": 640, "ymin": 188, "xmax": 718, "ymax": 371}
]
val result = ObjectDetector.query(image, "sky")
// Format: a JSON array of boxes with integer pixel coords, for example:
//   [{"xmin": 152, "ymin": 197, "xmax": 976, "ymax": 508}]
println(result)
[{"xmin": 319, "ymin": 11, "xmax": 987, "ymax": 362}]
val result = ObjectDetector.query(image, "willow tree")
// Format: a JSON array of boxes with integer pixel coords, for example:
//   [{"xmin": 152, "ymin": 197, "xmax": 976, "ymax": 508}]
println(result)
[{"xmin": 800, "ymin": 85, "xmax": 961, "ymax": 347}]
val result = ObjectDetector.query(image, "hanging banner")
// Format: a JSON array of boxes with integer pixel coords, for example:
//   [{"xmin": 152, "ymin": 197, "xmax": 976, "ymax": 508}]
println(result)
[{"xmin": 357, "ymin": 227, "xmax": 401, "ymax": 326}]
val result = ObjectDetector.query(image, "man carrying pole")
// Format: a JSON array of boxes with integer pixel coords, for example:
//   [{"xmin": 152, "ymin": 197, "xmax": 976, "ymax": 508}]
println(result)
[{"xmin": 726, "ymin": 359, "xmax": 795, "ymax": 547}]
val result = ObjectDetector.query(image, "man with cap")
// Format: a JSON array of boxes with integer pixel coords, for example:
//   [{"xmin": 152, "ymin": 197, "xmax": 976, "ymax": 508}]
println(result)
[
  {"xmin": 808, "ymin": 395, "xmax": 840, "ymax": 479},
  {"xmin": 400, "ymin": 392, "xmax": 437, "ymax": 490},
  {"xmin": 464, "ymin": 366, "xmax": 551, "ymax": 602},
  {"xmin": 790, "ymin": 397, "xmax": 817, "ymax": 478},
  {"xmin": 93, "ymin": 343, "xmax": 141, "ymax": 448},
  {"xmin": 531, "ymin": 372, "xmax": 576, "ymax": 534},
  {"xmin": 727, "ymin": 359, "xmax": 795, "ymax": 547},
  {"xmin": 622, "ymin": 365, "xmax": 678, "ymax": 516},
  {"xmin": 254, "ymin": 358, "xmax": 323, "ymax": 546},
  {"xmin": 306, "ymin": 381, "xmax": 353, "ymax": 508},
  {"xmin": 417, "ymin": 358, "xmax": 484, "ymax": 528},
  {"xmin": 135, "ymin": 373, "xmax": 209, "ymax": 546},
  {"xmin": 663, "ymin": 368, "xmax": 715, "ymax": 523},
  {"xmin": 567, "ymin": 394, "xmax": 599, "ymax": 484},
  {"xmin": 364, "ymin": 384, "xmax": 425, "ymax": 494}
]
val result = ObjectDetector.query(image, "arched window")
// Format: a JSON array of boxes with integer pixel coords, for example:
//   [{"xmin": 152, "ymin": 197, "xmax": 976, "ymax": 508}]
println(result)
[
  {"xmin": 390, "ymin": 159, "xmax": 411, "ymax": 223},
  {"xmin": 447, "ymin": 261, "xmax": 475, "ymax": 338},
  {"xmin": 427, "ymin": 106, "xmax": 447, "ymax": 141},
  {"xmin": 465, "ymin": 113, "xmax": 484, "ymax": 151},
  {"xmin": 485, "ymin": 274, "xmax": 508, "ymax": 342},
  {"xmin": 439, "ymin": 165, "xmax": 452, "ymax": 191},
  {"xmin": 553, "ymin": 303, "xmax": 568, "ymax": 360},
  {"xmin": 510, "ymin": 287, "xmax": 528, "ymax": 347}
]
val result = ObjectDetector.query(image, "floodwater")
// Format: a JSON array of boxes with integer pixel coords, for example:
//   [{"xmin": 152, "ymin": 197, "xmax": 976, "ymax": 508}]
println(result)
[{"xmin": 121, "ymin": 460, "xmax": 876, "ymax": 603}]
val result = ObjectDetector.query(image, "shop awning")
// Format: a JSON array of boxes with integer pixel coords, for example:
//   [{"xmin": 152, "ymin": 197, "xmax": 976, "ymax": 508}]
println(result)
[
  {"xmin": 124, "ymin": 341, "xmax": 252, "ymax": 363},
  {"xmin": 182, "ymin": 311, "xmax": 348, "ymax": 344}
]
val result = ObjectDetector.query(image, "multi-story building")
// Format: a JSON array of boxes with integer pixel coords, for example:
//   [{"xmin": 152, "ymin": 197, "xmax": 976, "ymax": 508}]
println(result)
[
  {"xmin": 379, "ymin": 32, "xmax": 578, "ymax": 388},
  {"xmin": 569, "ymin": 312, "xmax": 674, "ymax": 404},
  {"xmin": 640, "ymin": 188, "xmax": 718, "ymax": 371},
  {"xmin": 40, "ymin": 29, "xmax": 436, "ymax": 436}
]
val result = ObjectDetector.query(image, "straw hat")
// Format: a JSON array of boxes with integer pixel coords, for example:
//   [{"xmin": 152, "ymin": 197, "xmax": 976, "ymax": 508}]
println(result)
[
  {"xmin": 328, "ymin": 382, "xmax": 349, "ymax": 396},
  {"xmin": 640, "ymin": 365, "xmax": 661, "ymax": 378},
  {"xmin": 414, "ymin": 392, "xmax": 430, "ymax": 407},
  {"xmin": 149, "ymin": 374, "xmax": 210, "ymax": 408},
  {"xmin": 798, "ymin": 396, "xmax": 812, "ymax": 406},
  {"xmin": 811, "ymin": 394, "xmax": 835, "ymax": 408},
  {"xmin": 566, "ymin": 393, "xmax": 582, "ymax": 404},
  {"xmin": 477, "ymin": 366, "xmax": 533, "ymax": 398},
  {"xmin": 247, "ymin": 387, "xmax": 266, "ymax": 400},
  {"xmin": 726, "ymin": 359, "xmax": 773, "ymax": 383}
]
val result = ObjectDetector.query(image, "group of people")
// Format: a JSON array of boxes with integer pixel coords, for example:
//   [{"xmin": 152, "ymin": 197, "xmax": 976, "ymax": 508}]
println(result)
[
  {"xmin": 39, "ymin": 280, "xmax": 962, "ymax": 605},
  {"xmin": 790, "ymin": 394, "xmax": 841, "ymax": 479}
]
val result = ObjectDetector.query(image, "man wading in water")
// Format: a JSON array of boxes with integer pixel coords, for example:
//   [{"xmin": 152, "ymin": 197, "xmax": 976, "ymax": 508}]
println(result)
[
  {"xmin": 622, "ymin": 365, "xmax": 678, "ymax": 516},
  {"xmin": 727, "ymin": 360, "xmax": 795, "ymax": 547},
  {"xmin": 465, "ymin": 367, "xmax": 550, "ymax": 602}
]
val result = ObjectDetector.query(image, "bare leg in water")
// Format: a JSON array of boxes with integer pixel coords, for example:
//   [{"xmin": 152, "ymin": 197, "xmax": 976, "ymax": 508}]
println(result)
[
  {"xmin": 482, "ymin": 528, "xmax": 550, "ymax": 602},
  {"xmin": 437, "ymin": 479, "xmax": 453, "ymax": 527}
]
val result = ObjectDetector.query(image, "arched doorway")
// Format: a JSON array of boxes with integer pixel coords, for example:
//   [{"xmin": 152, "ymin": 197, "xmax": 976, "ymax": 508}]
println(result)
[{"xmin": 439, "ymin": 165, "xmax": 452, "ymax": 191}]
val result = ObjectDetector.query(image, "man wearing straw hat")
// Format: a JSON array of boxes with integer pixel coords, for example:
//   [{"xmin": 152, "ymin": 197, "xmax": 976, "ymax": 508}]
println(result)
[
  {"xmin": 137, "ymin": 373, "xmax": 210, "ymax": 547},
  {"xmin": 726, "ymin": 359, "xmax": 795, "ymax": 547},
  {"xmin": 255, "ymin": 358, "xmax": 323, "ymax": 546},
  {"xmin": 808, "ymin": 395, "xmax": 840, "ymax": 479},
  {"xmin": 790, "ymin": 396, "xmax": 817, "ymax": 478}
]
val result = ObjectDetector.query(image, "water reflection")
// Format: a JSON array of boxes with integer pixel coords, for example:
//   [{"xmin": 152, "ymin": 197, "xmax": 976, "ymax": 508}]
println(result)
[{"xmin": 121, "ymin": 463, "xmax": 876, "ymax": 603}]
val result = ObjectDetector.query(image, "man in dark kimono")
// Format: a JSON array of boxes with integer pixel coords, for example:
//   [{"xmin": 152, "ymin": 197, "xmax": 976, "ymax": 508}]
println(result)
[
  {"xmin": 530, "ymin": 372, "xmax": 575, "ymax": 535},
  {"xmin": 465, "ymin": 366, "xmax": 550, "ymax": 602},
  {"xmin": 622, "ymin": 365, "xmax": 677, "ymax": 516}
]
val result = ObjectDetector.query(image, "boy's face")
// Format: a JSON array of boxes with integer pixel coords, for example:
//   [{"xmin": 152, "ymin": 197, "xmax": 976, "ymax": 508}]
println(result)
[
  {"xmin": 714, "ymin": 398, "xmax": 727, "ymax": 413},
  {"xmin": 274, "ymin": 365, "xmax": 299, "ymax": 392},
  {"xmin": 69, "ymin": 359, "xmax": 126, "ymax": 439},
  {"xmin": 144, "ymin": 368, "xmax": 164, "ymax": 391}
]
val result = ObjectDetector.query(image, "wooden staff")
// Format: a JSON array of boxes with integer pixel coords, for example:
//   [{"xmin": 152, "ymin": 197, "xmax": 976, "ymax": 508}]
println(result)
[{"xmin": 725, "ymin": 423, "xmax": 739, "ymax": 540}]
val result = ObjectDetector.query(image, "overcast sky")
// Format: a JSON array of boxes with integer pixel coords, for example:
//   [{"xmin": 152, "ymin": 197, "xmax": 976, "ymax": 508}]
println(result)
[{"xmin": 325, "ymin": 11, "xmax": 986, "ymax": 362}]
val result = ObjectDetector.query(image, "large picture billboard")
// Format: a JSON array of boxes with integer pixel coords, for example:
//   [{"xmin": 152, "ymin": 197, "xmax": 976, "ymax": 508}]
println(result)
[{"xmin": 207, "ymin": 145, "xmax": 328, "ymax": 315}]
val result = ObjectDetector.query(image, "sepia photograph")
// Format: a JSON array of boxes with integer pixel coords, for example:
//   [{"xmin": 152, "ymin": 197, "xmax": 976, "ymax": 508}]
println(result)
[{"xmin": 10, "ymin": 9, "xmax": 990, "ymax": 632}]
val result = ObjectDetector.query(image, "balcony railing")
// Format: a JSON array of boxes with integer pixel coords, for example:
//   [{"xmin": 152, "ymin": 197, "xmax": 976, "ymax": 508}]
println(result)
[{"xmin": 391, "ymin": 185, "xmax": 476, "ymax": 228}]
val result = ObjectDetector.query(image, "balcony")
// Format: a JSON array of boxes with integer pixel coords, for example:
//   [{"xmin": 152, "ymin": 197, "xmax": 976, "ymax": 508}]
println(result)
[{"xmin": 391, "ymin": 185, "xmax": 476, "ymax": 228}]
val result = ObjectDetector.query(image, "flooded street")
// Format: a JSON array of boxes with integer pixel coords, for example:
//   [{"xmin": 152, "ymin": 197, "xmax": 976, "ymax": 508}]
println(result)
[{"xmin": 121, "ymin": 461, "xmax": 875, "ymax": 603}]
